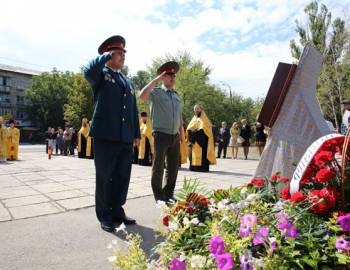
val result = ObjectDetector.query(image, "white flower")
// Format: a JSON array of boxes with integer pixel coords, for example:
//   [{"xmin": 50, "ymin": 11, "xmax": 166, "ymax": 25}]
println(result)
[
  {"xmin": 107, "ymin": 256, "xmax": 117, "ymax": 262},
  {"xmin": 156, "ymin": 200, "xmax": 167, "ymax": 209},
  {"xmin": 240, "ymin": 187, "xmax": 248, "ymax": 194},
  {"xmin": 168, "ymin": 221, "xmax": 179, "ymax": 231},
  {"xmin": 116, "ymin": 222, "xmax": 126, "ymax": 233},
  {"xmin": 246, "ymin": 194, "xmax": 258, "ymax": 202},
  {"xmin": 179, "ymin": 254, "xmax": 187, "ymax": 261},
  {"xmin": 217, "ymin": 201, "xmax": 227, "ymax": 210},
  {"xmin": 190, "ymin": 217, "xmax": 199, "ymax": 225},
  {"xmin": 147, "ymin": 260, "xmax": 162, "ymax": 270},
  {"xmin": 183, "ymin": 217, "xmax": 190, "ymax": 227},
  {"xmin": 272, "ymin": 201, "xmax": 285, "ymax": 211},
  {"xmin": 189, "ymin": 255, "xmax": 206, "ymax": 268}
]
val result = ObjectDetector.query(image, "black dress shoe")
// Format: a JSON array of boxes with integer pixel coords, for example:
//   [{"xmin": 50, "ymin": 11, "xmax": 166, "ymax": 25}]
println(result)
[
  {"xmin": 113, "ymin": 215, "xmax": 136, "ymax": 225},
  {"xmin": 101, "ymin": 222, "xmax": 115, "ymax": 232}
]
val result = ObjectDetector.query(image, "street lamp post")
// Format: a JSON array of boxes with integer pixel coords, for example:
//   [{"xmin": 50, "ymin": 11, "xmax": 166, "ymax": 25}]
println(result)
[{"xmin": 219, "ymin": 81, "xmax": 233, "ymax": 106}]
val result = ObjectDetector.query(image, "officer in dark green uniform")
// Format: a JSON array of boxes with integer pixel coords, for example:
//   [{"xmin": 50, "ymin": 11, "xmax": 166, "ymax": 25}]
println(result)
[{"xmin": 83, "ymin": 35, "xmax": 140, "ymax": 232}]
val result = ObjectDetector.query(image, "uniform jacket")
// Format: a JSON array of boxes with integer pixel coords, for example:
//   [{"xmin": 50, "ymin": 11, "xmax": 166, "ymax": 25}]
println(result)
[{"xmin": 83, "ymin": 54, "xmax": 140, "ymax": 143}]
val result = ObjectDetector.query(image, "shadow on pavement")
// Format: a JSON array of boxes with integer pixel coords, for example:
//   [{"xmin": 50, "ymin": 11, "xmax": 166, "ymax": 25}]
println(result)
[{"xmin": 113, "ymin": 224, "xmax": 163, "ymax": 255}]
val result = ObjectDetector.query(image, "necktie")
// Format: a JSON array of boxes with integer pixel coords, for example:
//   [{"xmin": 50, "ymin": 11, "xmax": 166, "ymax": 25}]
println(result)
[{"xmin": 117, "ymin": 72, "xmax": 126, "ymax": 87}]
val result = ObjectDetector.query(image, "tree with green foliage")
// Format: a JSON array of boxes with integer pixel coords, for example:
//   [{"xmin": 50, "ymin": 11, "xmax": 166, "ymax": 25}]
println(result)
[
  {"xmin": 25, "ymin": 69, "xmax": 74, "ymax": 130},
  {"xmin": 139, "ymin": 51, "xmax": 256, "ymax": 126},
  {"xmin": 290, "ymin": 1, "xmax": 350, "ymax": 129},
  {"xmin": 64, "ymin": 73, "xmax": 94, "ymax": 129}
]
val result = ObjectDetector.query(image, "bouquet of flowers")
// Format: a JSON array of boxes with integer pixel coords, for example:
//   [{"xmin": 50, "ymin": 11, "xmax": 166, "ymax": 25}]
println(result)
[{"xmin": 109, "ymin": 136, "xmax": 350, "ymax": 269}]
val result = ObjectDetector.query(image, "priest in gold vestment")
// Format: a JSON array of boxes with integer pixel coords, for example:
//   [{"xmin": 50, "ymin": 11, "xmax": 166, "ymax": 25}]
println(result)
[{"xmin": 186, "ymin": 105, "xmax": 216, "ymax": 172}]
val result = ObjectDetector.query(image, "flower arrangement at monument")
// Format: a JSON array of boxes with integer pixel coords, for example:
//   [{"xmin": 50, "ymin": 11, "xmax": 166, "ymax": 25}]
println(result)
[{"xmin": 109, "ymin": 137, "xmax": 350, "ymax": 269}]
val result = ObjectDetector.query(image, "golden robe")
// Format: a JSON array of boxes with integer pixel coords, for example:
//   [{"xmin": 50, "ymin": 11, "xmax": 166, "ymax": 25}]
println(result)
[
  {"xmin": 179, "ymin": 125, "xmax": 188, "ymax": 164},
  {"xmin": 0, "ymin": 122, "xmax": 7, "ymax": 160},
  {"xmin": 78, "ymin": 121, "xmax": 92, "ymax": 158},
  {"xmin": 187, "ymin": 111, "xmax": 216, "ymax": 167},
  {"xmin": 138, "ymin": 118, "xmax": 154, "ymax": 159},
  {"xmin": 7, "ymin": 127, "xmax": 20, "ymax": 160}
]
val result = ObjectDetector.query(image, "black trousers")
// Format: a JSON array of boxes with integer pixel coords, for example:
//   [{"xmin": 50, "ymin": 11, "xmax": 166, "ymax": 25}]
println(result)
[
  {"xmin": 217, "ymin": 141, "xmax": 228, "ymax": 158},
  {"xmin": 94, "ymin": 138, "xmax": 133, "ymax": 223},
  {"xmin": 151, "ymin": 132, "xmax": 180, "ymax": 201}
]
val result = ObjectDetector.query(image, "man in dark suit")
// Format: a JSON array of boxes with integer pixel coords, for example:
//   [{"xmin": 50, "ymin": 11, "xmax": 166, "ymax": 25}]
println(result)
[
  {"xmin": 83, "ymin": 35, "xmax": 140, "ymax": 232},
  {"xmin": 217, "ymin": 121, "xmax": 230, "ymax": 158}
]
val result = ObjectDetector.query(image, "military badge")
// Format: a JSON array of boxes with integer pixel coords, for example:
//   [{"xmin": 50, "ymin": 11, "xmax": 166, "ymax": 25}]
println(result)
[{"xmin": 130, "ymin": 85, "xmax": 135, "ymax": 96}]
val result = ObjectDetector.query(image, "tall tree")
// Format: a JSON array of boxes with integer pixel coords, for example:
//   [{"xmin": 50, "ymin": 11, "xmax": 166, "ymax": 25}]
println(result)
[
  {"xmin": 290, "ymin": 1, "xmax": 350, "ymax": 129},
  {"xmin": 25, "ymin": 69, "xmax": 74, "ymax": 130},
  {"xmin": 64, "ymin": 73, "xmax": 94, "ymax": 129}
]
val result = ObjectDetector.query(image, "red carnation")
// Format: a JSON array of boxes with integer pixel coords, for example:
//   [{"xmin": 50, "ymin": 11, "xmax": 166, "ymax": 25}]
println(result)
[
  {"xmin": 247, "ymin": 178, "xmax": 265, "ymax": 187},
  {"xmin": 163, "ymin": 215, "xmax": 169, "ymax": 227},
  {"xmin": 280, "ymin": 186, "xmax": 291, "ymax": 200},
  {"xmin": 271, "ymin": 173, "xmax": 280, "ymax": 181},
  {"xmin": 279, "ymin": 177, "xmax": 289, "ymax": 183},
  {"xmin": 314, "ymin": 168, "xmax": 336, "ymax": 183},
  {"xmin": 314, "ymin": 151, "xmax": 334, "ymax": 168},
  {"xmin": 309, "ymin": 186, "xmax": 338, "ymax": 215},
  {"xmin": 193, "ymin": 194, "xmax": 210, "ymax": 207},
  {"xmin": 290, "ymin": 192, "xmax": 306, "ymax": 203}
]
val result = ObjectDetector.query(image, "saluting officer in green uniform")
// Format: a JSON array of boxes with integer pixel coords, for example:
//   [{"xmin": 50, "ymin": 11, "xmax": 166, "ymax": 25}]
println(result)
[
  {"xmin": 140, "ymin": 61, "xmax": 184, "ymax": 202},
  {"xmin": 83, "ymin": 35, "xmax": 140, "ymax": 232}
]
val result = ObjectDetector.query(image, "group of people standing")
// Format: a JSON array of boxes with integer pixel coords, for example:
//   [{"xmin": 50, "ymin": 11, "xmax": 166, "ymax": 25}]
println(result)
[
  {"xmin": 45, "ymin": 119, "xmax": 94, "ymax": 159},
  {"xmin": 82, "ymin": 34, "xmax": 269, "ymax": 233},
  {"xmin": 216, "ymin": 119, "xmax": 267, "ymax": 160},
  {"xmin": 0, "ymin": 117, "xmax": 20, "ymax": 162}
]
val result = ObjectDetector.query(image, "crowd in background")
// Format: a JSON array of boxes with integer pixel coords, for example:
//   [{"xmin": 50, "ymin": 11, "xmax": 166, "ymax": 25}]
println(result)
[
  {"xmin": 213, "ymin": 118, "xmax": 268, "ymax": 160},
  {"xmin": 45, "ymin": 127, "xmax": 78, "ymax": 156}
]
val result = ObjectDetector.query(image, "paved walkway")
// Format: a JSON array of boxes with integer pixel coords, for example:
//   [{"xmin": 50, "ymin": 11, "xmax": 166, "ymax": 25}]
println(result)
[
  {"xmin": 0, "ymin": 145, "xmax": 258, "ymax": 222},
  {"xmin": 0, "ymin": 145, "xmax": 259, "ymax": 270}
]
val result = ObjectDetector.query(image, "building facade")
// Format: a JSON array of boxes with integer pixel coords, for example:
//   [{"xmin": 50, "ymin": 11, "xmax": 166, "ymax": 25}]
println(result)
[{"xmin": 0, "ymin": 64, "xmax": 41, "ymax": 127}]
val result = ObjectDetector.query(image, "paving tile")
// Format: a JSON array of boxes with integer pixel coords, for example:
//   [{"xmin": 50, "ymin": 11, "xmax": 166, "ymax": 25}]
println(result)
[
  {"xmin": 32, "ymin": 183, "xmax": 73, "ymax": 193},
  {"xmin": 46, "ymin": 190, "xmax": 88, "ymax": 200},
  {"xmin": 2, "ymin": 194, "xmax": 50, "ymax": 208},
  {"xmin": 64, "ymin": 180, "xmax": 94, "ymax": 189},
  {"xmin": 8, "ymin": 203, "xmax": 62, "ymax": 219},
  {"xmin": 80, "ymin": 188, "xmax": 95, "ymax": 195},
  {"xmin": 0, "ymin": 204, "xmax": 11, "ymax": 221},
  {"xmin": 56, "ymin": 196, "xmax": 95, "ymax": 210},
  {"xmin": 0, "ymin": 186, "xmax": 40, "ymax": 199}
]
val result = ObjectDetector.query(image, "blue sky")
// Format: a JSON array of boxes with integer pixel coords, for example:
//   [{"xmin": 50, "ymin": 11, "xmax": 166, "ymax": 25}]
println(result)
[{"xmin": 0, "ymin": 0, "xmax": 349, "ymax": 98}]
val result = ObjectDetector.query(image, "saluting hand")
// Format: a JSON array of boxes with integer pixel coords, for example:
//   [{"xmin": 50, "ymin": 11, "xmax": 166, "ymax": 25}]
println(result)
[{"xmin": 153, "ymin": 71, "xmax": 166, "ymax": 84}]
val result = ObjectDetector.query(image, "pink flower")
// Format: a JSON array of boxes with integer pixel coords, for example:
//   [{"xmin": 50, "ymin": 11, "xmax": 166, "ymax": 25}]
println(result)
[
  {"xmin": 337, "ymin": 214, "xmax": 350, "ymax": 231},
  {"xmin": 275, "ymin": 212, "xmax": 289, "ymax": 221},
  {"xmin": 335, "ymin": 237, "xmax": 350, "ymax": 252},
  {"xmin": 239, "ymin": 223, "xmax": 252, "ymax": 238},
  {"xmin": 253, "ymin": 227, "xmax": 269, "ymax": 246},
  {"xmin": 217, "ymin": 253, "xmax": 234, "ymax": 270},
  {"xmin": 278, "ymin": 220, "xmax": 299, "ymax": 238},
  {"xmin": 269, "ymin": 237, "xmax": 277, "ymax": 255},
  {"xmin": 241, "ymin": 214, "xmax": 258, "ymax": 226},
  {"xmin": 209, "ymin": 235, "xmax": 225, "ymax": 255},
  {"xmin": 169, "ymin": 257, "xmax": 186, "ymax": 270}
]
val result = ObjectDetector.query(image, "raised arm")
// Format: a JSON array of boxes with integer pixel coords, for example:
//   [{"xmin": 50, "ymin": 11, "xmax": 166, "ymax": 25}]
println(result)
[
  {"xmin": 82, "ymin": 53, "xmax": 112, "ymax": 88},
  {"xmin": 139, "ymin": 72, "xmax": 165, "ymax": 102}
]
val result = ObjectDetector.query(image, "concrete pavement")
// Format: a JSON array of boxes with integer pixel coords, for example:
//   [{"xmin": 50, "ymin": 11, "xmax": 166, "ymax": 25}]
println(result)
[
  {"xmin": 0, "ymin": 145, "xmax": 258, "ymax": 222},
  {"xmin": 0, "ymin": 145, "xmax": 258, "ymax": 269}
]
